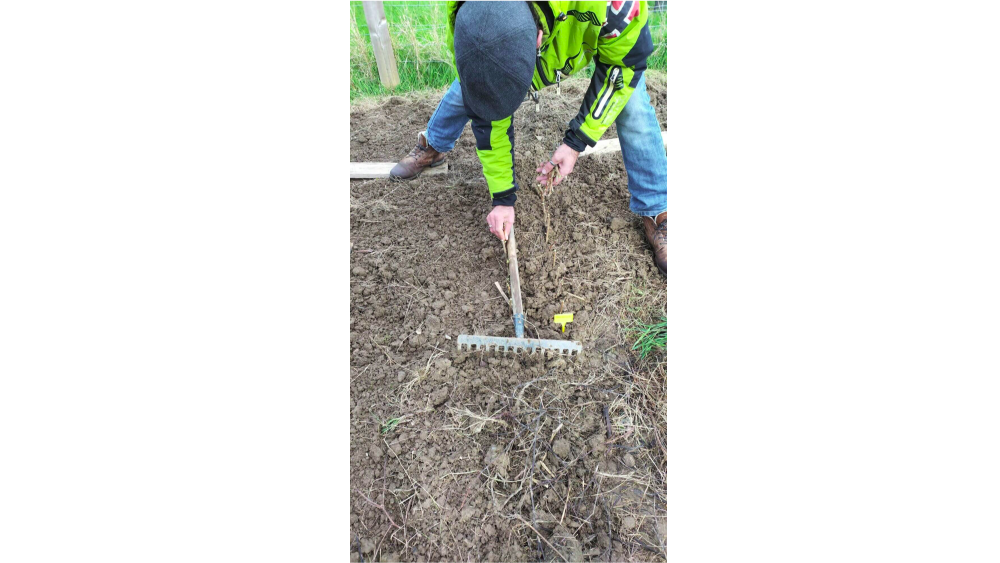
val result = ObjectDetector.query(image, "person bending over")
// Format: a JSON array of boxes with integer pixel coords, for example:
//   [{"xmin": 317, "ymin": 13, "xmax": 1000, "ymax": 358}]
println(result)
[{"xmin": 390, "ymin": 1, "xmax": 667, "ymax": 278}]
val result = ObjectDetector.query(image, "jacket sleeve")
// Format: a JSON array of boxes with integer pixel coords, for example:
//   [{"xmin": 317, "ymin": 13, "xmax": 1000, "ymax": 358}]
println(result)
[
  {"xmin": 564, "ymin": 0, "xmax": 655, "ymax": 151},
  {"xmin": 469, "ymin": 113, "xmax": 519, "ymax": 206}
]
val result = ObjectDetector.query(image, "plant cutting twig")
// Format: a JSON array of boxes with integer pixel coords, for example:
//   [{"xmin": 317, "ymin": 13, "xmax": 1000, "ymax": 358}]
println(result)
[
  {"xmin": 534, "ymin": 166, "xmax": 561, "ymax": 243},
  {"xmin": 494, "ymin": 281, "xmax": 511, "ymax": 307}
]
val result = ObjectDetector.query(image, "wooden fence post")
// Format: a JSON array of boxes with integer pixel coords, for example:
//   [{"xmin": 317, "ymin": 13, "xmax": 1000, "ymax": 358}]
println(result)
[{"xmin": 362, "ymin": 1, "xmax": 401, "ymax": 90}]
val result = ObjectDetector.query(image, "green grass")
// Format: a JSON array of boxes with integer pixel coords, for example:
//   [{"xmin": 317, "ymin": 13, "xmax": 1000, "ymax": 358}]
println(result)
[
  {"xmin": 350, "ymin": 1, "xmax": 666, "ymax": 101},
  {"xmin": 631, "ymin": 316, "xmax": 667, "ymax": 358},
  {"xmin": 613, "ymin": 276, "xmax": 667, "ymax": 360},
  {"xmin": 646, "ymin": 6, "xmax": 668, "ymax": 72},
  {"xmin": 371, "ymin": 413, "xmax": 407, "ymax": 435}
]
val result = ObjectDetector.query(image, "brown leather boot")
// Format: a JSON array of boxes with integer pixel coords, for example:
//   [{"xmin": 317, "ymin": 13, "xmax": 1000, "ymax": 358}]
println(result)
[
  {"xmin": 642, "ymin": 211, "xmax": 667, "ymax": 279},
  {"xmin": 389, "ymin": 131, "xmax": 446, "ymax": 180}
]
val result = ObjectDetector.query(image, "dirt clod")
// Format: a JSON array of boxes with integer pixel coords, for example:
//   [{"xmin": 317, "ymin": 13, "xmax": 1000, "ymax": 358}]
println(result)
[
  {"xmin": 359, "ymin": 538, "xmax": 376, "ymax": 554},
  {"xmin": 588, "ymin": 432, "xmax": 607, "ymax": 455},
  {"xmin": 430, "ymin": 386, "xmax": 450, "ymax": 407},
  {"xmin": 552, "ymin": 438, "xmax": 571, "ymax": 457}
]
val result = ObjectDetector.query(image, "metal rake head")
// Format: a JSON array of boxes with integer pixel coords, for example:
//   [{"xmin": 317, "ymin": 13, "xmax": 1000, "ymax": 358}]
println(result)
[{"xmin": 456, "ymin": 334, "xmax": 582, "ymax": 357}]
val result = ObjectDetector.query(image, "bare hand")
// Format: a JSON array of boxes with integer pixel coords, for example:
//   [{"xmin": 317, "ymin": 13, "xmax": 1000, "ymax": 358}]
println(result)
[
  {"xmin": 487, "ymin": 205, "xmax": 515, "ymax": 241},
  {"xmin": 535, "ymin": 143, "xmax": 580, "ymax": 187}
]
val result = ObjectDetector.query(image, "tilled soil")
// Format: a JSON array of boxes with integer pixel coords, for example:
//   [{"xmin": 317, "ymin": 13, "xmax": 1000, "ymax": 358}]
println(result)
[{"xmin": 350, "ymin": 74, "xmax": 667, "ymax": 562}]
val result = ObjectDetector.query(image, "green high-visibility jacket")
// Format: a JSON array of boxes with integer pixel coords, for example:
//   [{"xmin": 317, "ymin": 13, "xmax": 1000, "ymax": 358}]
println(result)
[{"xmin": 445, "ymin": 1, "xmax": 654, "ymax": 206}]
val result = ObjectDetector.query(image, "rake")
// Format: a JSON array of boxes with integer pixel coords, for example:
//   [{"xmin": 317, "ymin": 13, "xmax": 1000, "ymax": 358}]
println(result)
[{"xmin": 458, "ymin": 226, "xmax": 582, "ymax": 357}]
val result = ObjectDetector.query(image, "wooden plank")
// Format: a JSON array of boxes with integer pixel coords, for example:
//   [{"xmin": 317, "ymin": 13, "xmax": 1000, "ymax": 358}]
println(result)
[
  {"xmin": 579, "ymin": 130, "xmax": 668, "ymax": 158},
  {"xmin": 580, "ymin": 137, "xmax": 621, "ymax": 157},
  {"xmin": 362, "ymin": 1, "xmax": 400, "ymax": 90},
  {"xmin": 350, "ymin": 130, "xmax": 666, "ymax": 179},
  {"xmin": 350, "ymin": 162, "xmax": 449, "ymax": 179}
]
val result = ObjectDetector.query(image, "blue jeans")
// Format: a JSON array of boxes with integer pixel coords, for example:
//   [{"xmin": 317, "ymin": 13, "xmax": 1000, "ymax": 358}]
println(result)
[{"xmin": 425, "ymin": 74, "xmax": 668, "ymax": 216}]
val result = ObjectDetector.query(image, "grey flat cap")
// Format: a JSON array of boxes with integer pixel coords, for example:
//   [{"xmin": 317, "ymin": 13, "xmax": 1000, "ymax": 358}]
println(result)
[{"xmin": 454, "ymin": 1, "xmax": 537, "ymax": 121}]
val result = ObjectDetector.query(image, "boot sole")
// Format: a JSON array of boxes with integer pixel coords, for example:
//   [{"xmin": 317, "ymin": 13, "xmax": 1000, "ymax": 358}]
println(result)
[{"xmin": 389, "ymin": 158, "xmax": 446, "ymax": 181}]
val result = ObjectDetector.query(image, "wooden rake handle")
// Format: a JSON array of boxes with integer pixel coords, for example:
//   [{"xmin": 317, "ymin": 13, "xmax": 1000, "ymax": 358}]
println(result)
[{"xmin": 506, "ymin": 227, "xmax": 525, "ymax": 338}]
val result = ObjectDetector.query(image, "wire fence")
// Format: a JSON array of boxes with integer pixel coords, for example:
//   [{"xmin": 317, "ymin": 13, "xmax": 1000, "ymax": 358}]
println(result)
[
  {"xmin": 354, "ymin": 1, "xmax": 668, "ymax": 9},
  {"xmin": 370, "ymin": 1, "xmax": 668, "ymax": 7},
  {"xmin": 351, "ymin": 2, "xmax": 665, "ymax": 79},
  {"xmin": 352, "ymin": 2, "xmax": 667, "ymax": 33},
  {"xmin": 355, "ymin": 23, "xmax": 666, "ymax": 33},
  {"xmin": 355, "ymin": 2, "xmax": 667, "ymax": 8}
]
